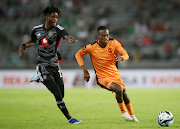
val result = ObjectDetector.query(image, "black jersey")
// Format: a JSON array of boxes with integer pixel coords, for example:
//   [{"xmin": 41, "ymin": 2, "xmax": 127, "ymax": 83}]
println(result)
[
  {"xmin": 57, "ymin": 51, "xmax": 62, "ymax": 62},
  {"xmin": 31, "ymin": 24, "xmax": 68, "ymax": 67}
]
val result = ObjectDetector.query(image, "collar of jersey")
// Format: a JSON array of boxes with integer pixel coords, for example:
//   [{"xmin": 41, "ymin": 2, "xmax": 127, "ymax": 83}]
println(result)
[
  {"xmin": 97, "ymin": 40, "xmax": 108, "ymax": 48},
  {"xmin": 43, "ymin": 24, "xmax": 55, "ymax": 31}
]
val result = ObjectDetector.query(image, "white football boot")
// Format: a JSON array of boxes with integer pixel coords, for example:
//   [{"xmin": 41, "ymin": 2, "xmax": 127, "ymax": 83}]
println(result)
[
  {"xmin": 121, "ymin": 112, "xmax": 133, "ymax": 121},
  {"xmin": 130, "ymin": 114, "xmax": 139, "ymax": 122},
  {"xmin": 30, "ymin": 75, "xmax": 40, "ymax": 83}
]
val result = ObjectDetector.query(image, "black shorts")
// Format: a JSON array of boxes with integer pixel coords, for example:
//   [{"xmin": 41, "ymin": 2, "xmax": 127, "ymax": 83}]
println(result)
[
  {"xmin": 36, "ymin": 65, "xmax": 65, "ymax": 99},
  {"xmin": 36, "ymin": 65, "xmax": 63, "ymax": 83}
]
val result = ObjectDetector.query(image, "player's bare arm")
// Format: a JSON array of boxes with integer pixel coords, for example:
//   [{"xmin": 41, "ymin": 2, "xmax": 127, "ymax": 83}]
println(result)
[
  {"xmin": 81, "ymin": 65, "xmax": 90, "ymax": 82},
  {"xmin": 114, "ymin": 55, "xmax": 124, "ymax": 63},
  {"xmin": 64, "ymin": 35, "xmax": 78, "ymax": 44},
  {"xmin": 18, "ymin": 40, "xmax": 36, "ymax": 57}
]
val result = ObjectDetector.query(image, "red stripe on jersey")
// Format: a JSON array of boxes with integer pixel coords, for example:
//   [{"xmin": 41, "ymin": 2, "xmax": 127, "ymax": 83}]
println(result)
[
  {"xmin": 57, "ymin": 38, "xmax": 61, "ymax": 50},
  {"xmin": 58, "ymin": 57, "xmax": 63, "ymax": 62},
  {"xmin": 40, "ymin": 45, "xmax": 51, "ymax": 47}
]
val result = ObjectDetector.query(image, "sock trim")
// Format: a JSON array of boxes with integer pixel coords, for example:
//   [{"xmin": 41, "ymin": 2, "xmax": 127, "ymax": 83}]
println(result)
[
  {"xmin": 68, "ymin": 117, "xmax": 73, "ymax": 121},
  {"xmin": 56, "ymin": 100, "xmax": 64, "ymax": 104}
]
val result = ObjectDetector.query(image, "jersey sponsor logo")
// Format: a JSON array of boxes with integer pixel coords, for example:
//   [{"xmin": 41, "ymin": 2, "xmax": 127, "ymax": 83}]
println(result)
[
  {"xmin": 42, "ymin": 38, "xmax": 48, "ymax": 45},
  {"xmin": 40, "ymin": 38, "xmax": 51, "ymax": 47},
  {"xmin": 83, "ymin": 45, "xmax": 86, "ymax": 51}
]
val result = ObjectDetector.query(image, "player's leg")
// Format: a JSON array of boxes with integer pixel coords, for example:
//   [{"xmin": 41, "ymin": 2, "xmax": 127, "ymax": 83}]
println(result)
[
  {"xmin": 43, "ymin": 75, "xmax": 71, "ymax": 117},
  {"xmin": 52, "ymin": 75, "xmax": 82, "ymax": 124},
  {"xmin": 55, "ymin": 68, "xmax": 82, "ymax": 124},
  {"xmin": 110, "ymin": 82, "xmax": 123, "ymax": 103},
  {"xmin": 123, "ymin": 90, "xmax": 139, "ymax": 122},
  {"xmin": 37, "ymin": 66, "xmax": 82, "ymax": 124},
  {"xmin": 43, "ymin": 75, "xmax": 81, "ymax": 124},
  {"xmin": 54, "ymin": 68, "xmax": 64, "ymax": 98},
  {"xmin": 123, "ymin": 90, "xmax": 132, "ymax": 114},
  {"xmin": 54, "ymin": 76, "xmax": 64, "ymax": 98},
  {"xmin": 109, "ymin": 82, "xmax": 133, "ymax": 121}
]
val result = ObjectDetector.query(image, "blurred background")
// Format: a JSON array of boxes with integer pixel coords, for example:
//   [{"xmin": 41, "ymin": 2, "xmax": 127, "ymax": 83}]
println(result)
[{"xmin": 0, "ymin": 0, "xmax": 180, "ymax": 69}]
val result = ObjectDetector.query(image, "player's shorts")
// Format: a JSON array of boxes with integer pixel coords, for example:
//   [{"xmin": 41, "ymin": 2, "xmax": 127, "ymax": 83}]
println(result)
[
  {"xmin": 97, "ymin": 76, "xmax": 125, "ymax": 91},
  {"xmin": 36, "ymin": 64, "xmax": 65, "ymax": 99},
  {"xmin": 36, "ymin": 65, "xmax": 62, "ymax": 83}
]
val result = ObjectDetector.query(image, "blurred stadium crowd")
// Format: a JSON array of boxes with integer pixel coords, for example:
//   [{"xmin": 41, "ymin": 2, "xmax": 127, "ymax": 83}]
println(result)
[{"xmin": 0, "ymin": 0, "xmax": 180, "ymax": 69}]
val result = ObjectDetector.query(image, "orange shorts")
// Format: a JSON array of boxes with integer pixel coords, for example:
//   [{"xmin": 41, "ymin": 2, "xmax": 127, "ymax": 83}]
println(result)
[{"xmin": 97, "ymin": 76, "xmax": 125, "ymax": 91}]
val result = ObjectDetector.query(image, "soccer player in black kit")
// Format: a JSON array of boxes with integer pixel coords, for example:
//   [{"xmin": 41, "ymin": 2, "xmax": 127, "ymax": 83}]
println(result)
[{"xmin": 18, "ymin": 5, "xmax": 82, "ymax": 124}]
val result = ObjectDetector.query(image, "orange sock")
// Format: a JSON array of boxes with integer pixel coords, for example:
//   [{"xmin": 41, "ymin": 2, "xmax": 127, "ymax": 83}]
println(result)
[
  {"xmin": 117, "ymin": 101, "xmax": 126, "ymax": 114},
  {"xmin": 125, "ymin": 101, "xmax": 134, "ymax": 115}
]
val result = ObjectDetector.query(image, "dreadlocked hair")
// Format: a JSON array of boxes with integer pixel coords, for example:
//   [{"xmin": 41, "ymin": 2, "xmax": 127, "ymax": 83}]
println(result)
[{"xmin": 42, "ymin": 5, "xmax": 60, "ymax": 16}]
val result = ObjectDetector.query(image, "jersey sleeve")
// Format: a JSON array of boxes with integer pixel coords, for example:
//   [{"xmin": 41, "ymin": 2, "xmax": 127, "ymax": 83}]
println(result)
[
  {"xmin": 56, "ymin": 25, "xmax": 69, "ymax": 39},
  {"xmin": 114, "ymin": 39, "xmax": 129, "ymax": 61},
  {"xmin": 31, "ymin": 29, "xmax": 37, "ymax": 42},
  {"xmin": 61, "ymin": 29, "xmax": 69, "ymax": 39},
  {"xmin": 75, "ymin": 45, "xmax": 91, "ymax": 66}
]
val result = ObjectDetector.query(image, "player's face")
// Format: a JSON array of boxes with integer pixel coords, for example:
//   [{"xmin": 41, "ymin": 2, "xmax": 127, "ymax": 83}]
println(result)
[
  {"xmin": 46, "ymin": 12, "xmax": 58, "ymax": 27},
  {"xmin": 98, "ymin": 29, "xmax": 109, "ymax": 46}
]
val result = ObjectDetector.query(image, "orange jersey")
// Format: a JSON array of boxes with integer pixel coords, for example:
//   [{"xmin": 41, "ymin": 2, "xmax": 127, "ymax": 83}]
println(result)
[{"xmin": 75, "ymin": 39, "xmax": 129, "ymax": 79}]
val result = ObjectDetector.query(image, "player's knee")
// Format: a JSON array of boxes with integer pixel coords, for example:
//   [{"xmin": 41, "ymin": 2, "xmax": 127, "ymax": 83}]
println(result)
[
  {"xmin": 43, "ymin": 75, "xmax": 63, "ymax": 101},
  {"xmin": 110, "ymin": 82, "xmax": 123, "ymax": 94},
  {"xmin": 61, "ymin": 93, "xmax": 64, "ymax": 99},
  {"xmin": 54, "ymin": 94, "xmax": 63, "ymax": 101},
  {"xmin": 54, "ymin": 90, "xmax": 63, "ymax": 101},
  {"xmin": 115, "ymin": 85, "xmax": 123, "ymax": 94}
]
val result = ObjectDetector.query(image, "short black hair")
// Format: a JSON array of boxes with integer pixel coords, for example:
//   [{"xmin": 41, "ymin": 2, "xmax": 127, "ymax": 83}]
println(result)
[
  {"xmin": 97, "ymin": 26, "xmax": 108, "ymax": 32},
  {"xmin": 42, "ymin": 5, "xmax": 60, "ymax": 16}
]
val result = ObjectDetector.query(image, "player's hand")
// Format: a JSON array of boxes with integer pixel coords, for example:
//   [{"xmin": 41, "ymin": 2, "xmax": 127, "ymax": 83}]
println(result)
[
  {"xmin": 18, "ymin": 45, "xmax": 26, "ymax": 57},
  {"xmin": 65, "ymin": 35, "xmax": 78, "ymax": 43},
  {"xmin": 84, "ymin": 70, "xmax": 90, "ymax": 82},
  {"xmin": 114, "ymin": 55, "xmax": 123, "ymax": 63},
  {"xmin": 70, "ymin": 38, "xmax": 78, "ymax": 43}
]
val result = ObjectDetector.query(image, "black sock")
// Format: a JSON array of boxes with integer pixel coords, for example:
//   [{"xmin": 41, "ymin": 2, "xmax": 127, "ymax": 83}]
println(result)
[{"xmin": 57, "ymin": 100, "xmax": 72, "ymax": 120}]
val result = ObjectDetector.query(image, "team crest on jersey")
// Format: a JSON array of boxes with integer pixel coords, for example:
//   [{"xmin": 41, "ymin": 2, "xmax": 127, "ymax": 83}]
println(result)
[
  {"xmin": 48, "ymin": 31, "xmax": 53, "ymax": 37},
  {"xmin": 108, "ymin": 48, "xmax": 113, "ymax": 53},
  {"xmin": 83, "ymin": 45, "xmax": 86, "ymax": 51}
]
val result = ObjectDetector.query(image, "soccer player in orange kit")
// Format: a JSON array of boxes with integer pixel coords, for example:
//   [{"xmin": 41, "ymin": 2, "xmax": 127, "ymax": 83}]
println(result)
[{"xmin": 75, "ymin": 26, "xmax": 139, "ymax": 122}]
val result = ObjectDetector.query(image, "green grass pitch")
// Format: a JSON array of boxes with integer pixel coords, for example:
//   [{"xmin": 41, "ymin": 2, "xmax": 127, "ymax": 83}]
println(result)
[{"xmin": 0, "ymin": 88, "xmax": 180, "ymax": 129}]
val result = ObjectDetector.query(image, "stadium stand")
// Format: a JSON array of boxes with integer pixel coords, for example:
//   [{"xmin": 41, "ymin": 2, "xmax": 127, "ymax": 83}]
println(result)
[{"xmin": 0, "ymin": 0, "xmax": 180, "ymax": 69}]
